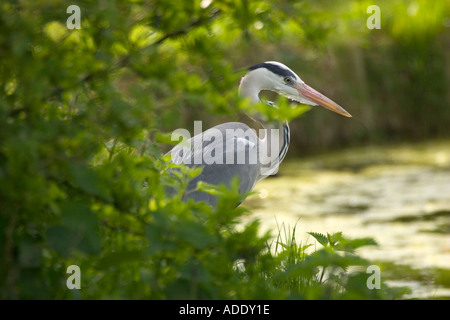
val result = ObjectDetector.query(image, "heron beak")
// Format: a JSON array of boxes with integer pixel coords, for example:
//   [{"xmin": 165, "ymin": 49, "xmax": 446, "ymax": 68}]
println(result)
[{"xmin": 296, "ymin": 83, "xmax": 352, "ymax": 118}]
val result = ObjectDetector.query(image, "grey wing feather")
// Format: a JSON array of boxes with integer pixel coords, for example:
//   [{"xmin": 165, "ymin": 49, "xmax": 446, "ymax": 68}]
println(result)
[{"xmin": 165, "ymin": 122, "xmax": 262, "ymax": 207}]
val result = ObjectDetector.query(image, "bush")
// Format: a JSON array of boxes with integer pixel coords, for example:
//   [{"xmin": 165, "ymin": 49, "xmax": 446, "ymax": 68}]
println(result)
[{"xmin": 0, "ymin": 0, "xmax": 410, "ymax": 299}]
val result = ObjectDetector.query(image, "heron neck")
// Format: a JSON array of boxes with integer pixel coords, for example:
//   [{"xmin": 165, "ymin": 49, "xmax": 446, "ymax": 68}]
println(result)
[
  {"xmin": 240, "ymin": 80, "xmax": 289, "ymax": 150},
  {"xmin": 239, "ymin": 72, "xmax": 263, "ymax": 104},
  {"xmin": 239, "ymin": 73, "xmax": 290, "ymax": 167},
  {"xmin": 255, "ymin": 116, "xmax": 290, "ymax": 179},
  {"xmin": 239, "ymin": 73, "xmax": 284, "ymax": 128},
  {"xmin": 264, "ymin": 118, "xmax": 290, "ymax": 164}
]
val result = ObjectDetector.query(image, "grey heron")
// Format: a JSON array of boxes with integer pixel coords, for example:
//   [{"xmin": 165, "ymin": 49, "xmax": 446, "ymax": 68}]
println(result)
[{"xmin": 167, "ymin": 61, "xmax": 351, "ymax": 207}]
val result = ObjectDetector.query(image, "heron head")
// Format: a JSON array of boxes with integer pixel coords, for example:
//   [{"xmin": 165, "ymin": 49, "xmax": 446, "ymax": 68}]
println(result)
[{"xmin": 242, "ymin": 61, "xmax": 352, "ymax": 118}]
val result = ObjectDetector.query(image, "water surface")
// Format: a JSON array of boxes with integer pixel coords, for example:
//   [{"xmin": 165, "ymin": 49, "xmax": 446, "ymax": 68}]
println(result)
[{"xmin": 243, "ymin": 140, "xmax": 450, "ymax": 298}]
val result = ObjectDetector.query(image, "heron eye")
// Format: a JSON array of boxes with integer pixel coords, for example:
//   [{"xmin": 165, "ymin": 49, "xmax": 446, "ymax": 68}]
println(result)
[{"xmin": 284, "ymin": 77, "xmax": 292, "ymax": 84}]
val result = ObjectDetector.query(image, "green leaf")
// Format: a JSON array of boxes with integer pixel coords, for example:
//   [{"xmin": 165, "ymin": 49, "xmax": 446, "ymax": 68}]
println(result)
[
  {"xmin": 70, "ymin": 163, "xmax": 111, "ymax": 201},
  {"xmin": 176, "ymin": 220, "xmax": 217, "ymax": 249},
  {"xmin": 46, "ymin": 226, "xmax": 82, "ymax": 258},
  {"xmin": 307, "ymin": 232, "xmax": 329, "ymax": 247},
  {"xmin": 96, "ymin": 250, "xmax": 146, "ymax": 270},
  {"xmin": 46, "ymin": 201, "xmax": 101, "ymax": 257},
  {"xmin": 60, "ymin": 201, "xmax": 98, "ymax": 230}
]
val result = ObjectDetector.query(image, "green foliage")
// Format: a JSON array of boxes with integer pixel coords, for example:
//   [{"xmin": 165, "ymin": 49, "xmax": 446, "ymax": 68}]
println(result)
[
  {"xmin": 0, "ymin": 0, "xmax": 417, "ymax": 299},
  {"xmin": 240, "ymin": 95, "xmax": 312, "ymax": 123},
  {"xmin": 263, "ymin": 227, "xmax": 400, "ymax": 299}
]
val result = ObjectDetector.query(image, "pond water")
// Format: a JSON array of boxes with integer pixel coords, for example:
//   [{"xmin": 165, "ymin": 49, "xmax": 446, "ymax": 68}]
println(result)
[{"xmin": 242, "ymin": 140, "xmax": 450, "ymax": 299}]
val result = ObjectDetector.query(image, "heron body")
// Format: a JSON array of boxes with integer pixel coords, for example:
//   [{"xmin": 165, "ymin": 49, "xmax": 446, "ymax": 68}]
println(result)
[{"xmin": 167, "ymin": 61, "xmax": 351, "ymax": 207}]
